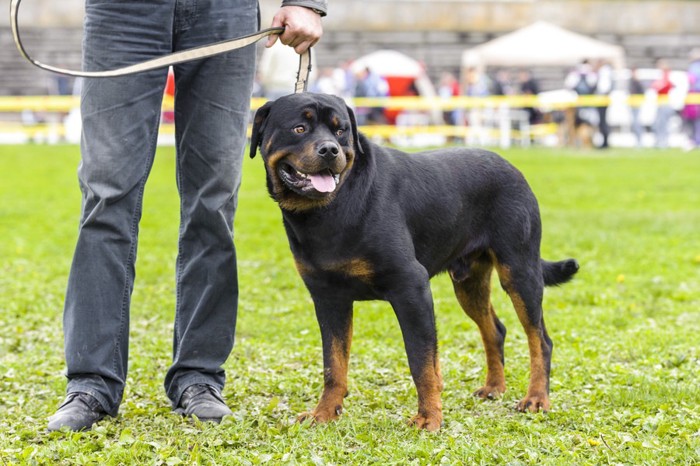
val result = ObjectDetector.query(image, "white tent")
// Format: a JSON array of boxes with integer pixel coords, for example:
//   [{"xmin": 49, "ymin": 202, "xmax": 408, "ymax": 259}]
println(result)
[
  {"xmin": 350, "ymin": 50, "xmax": 425, "ymax": 77},
  {"xmin": 350, "ymin": 49, "xmax": 438, "ymax": 107},
  {"xmin": 350, "ymin": 50, "xmax": 443, "ymax": 138},
  {"xmin": 462, "ymin": 21, "xmax": 625, "ymax": 69}
]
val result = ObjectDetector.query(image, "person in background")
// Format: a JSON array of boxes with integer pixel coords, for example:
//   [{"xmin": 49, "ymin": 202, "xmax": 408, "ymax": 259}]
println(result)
[
  {"xmin": 651, "ymin": 59, "xmax": 675, "ymax": 148},
  {"xmin": 259, "ymin": 38, "xmax": 317, "ymax": 100},
  {"xmin": 47, "ymin": 0, "xmax": 326, "ymax": 432},
  {"xmin": 682, "ymin": 49, "xmax": 700, "ymax": 150},
  {"xmin": 354, "ymin": 67, "xmax": 388, "ymax": 124},
  {"xmin": 629, "ymin": 68, "xmax": 646, "ymax": 147},
  {"xmin": 565, "ymin": 59, "xmax": 598, "ymax": 125},
  {"xmin": 463, "ymin": 66, "xmax": 490, "ymax": 97},
  {"xmin": 594, "ymin": 59, "xmax": 613, "ymax": 149},
  {"xmin": 490, "ymin": 69, "xmax": 513, "ymax": 96},
  {"xmin": 517, "ymin": 69, "xmax": 541, "ymax": 125},
  {"xmin": 333, "ymin": 60, "xmax": 356, "ymax": 101},
  {"xmin": 438, "ymin": 72, "xmax": 461, "ymax": 126},
  {"xmin": 564, "ymin": 59, "xmax": 598, "ymax": 147},
  {"xmin": 461, "ymin": 66, "xmax": 490, "ymax": 138},
  {"xmin": 311, "ymin": 67, "xmax": 342, "ymax": 96}
]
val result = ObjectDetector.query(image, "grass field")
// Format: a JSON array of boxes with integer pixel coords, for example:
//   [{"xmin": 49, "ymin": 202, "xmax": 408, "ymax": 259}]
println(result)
[{"xmin": 0, "ymin": 143, "xmax": 698, "ymax": 465}]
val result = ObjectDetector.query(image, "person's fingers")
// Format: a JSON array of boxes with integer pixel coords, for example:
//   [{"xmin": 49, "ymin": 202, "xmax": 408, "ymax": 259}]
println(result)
[
  {"xmin": 267, "ymin": 6, "xmax": 322, "ymax": 53},
  {"xmin": 292, "ymin": 39, "xmax": 318, "ymax": 55},
  {"xmin": 266, "ymin": 34, "xmax": 279, "ymax": 48},
  {"xmin": 266, "ymin": 15, "xmax": 284, "ymax": 48},
  {"xmin": 282, "ymin": 26, "xmax": 321, "ymax": 53}
]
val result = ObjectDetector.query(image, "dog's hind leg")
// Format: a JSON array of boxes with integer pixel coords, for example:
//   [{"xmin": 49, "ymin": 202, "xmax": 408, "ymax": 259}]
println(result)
[
  {"xmin": 298, "ymin": 296, "xmax": 354, "ymax": 425},
  {"xmin": 494, "ymin": 256, "xmax": 552, "ymax": 413},
  {"xmin": 387, "ymin": 266, "xmax": 443, "ymax": 431},
  {"xmin": 451, "ymin": 257, "xmax": 507, "ymax": 400}
]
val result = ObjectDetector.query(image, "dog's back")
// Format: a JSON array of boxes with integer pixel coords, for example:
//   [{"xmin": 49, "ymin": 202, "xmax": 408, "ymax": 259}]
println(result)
[{"xmin": 361, "ymin": 139, "xmax": 543, "ymax": 280}]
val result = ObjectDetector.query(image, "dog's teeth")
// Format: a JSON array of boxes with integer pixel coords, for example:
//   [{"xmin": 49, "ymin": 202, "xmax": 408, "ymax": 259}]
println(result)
[{"xmin": 333, "ymin": 174, "xmax": 340, "ymax": 183}]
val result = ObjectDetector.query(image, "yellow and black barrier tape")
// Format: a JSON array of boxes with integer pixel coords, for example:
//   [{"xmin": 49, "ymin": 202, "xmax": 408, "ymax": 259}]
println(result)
[{"xmin": 2, "ymin": 94, "xmax": 700, "ymax": 113}]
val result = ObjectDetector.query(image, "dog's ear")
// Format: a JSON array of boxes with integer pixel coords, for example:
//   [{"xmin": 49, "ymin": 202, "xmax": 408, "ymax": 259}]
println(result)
[
  {"xmin": 345, "ymin": 103, "xmax": 364, "ymax": 155},
  {"xmin": 249, "ymin": 101, "xmax": 274, "ymax": 159}
]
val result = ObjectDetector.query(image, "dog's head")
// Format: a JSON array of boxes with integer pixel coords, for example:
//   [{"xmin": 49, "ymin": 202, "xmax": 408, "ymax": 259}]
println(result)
[{"xmin": 250, "ymin": 93, "xmax": 364, "ymax": 212}]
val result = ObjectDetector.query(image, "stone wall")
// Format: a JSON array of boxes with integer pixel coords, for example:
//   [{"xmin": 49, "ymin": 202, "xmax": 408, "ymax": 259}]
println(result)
[
  {"xmin": 297, "ymin": 0, "xmax": 699, "ymax": 35},
  {"xmin": 7, "ymin": 0, "xmax": 699, "ymax": 34},
  {"xmin": 3, "ymin": 0, "xmax": 700, "ymax": 94}
]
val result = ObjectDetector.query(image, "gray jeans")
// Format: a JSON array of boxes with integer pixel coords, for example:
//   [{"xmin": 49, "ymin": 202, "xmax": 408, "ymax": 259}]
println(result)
[{"xmin": 63, "ymin": 0, "xmax": 258, "ymax": 416}]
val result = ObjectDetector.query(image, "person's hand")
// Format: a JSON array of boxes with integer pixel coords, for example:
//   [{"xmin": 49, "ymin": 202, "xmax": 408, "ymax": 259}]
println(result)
[{"xmin": 266, "ymin": 6, "xmax": 323, "ymax": 54}]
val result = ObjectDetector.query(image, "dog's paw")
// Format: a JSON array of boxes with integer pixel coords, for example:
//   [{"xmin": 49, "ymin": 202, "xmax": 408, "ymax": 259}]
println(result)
[
  {"xmin": 516, "ymin": 393, "xmax": 550, "ymax": 413},
  {"xmin": 296, "ymin": 405, "xmax": 343, "ymax": 425},
  {"xmin": 408, "ymin": 412, "xmax": 443, "ymax": 432},
  {"xmin": 472, "ymin": 384, "xmax": 506, "ymax": 400}
]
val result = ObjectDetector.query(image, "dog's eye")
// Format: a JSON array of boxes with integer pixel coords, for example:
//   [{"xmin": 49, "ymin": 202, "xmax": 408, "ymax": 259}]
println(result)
[
  {"xmin": 335, "ymin": 129, "xmax": 345, "ymax": 137},
  {"xmin": 293, "ymin": 126, "xmax": 306, "ymax": 134}
]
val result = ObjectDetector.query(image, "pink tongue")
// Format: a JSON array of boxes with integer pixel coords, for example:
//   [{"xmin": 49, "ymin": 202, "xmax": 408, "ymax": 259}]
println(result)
[{"xmin": 308, "ymin": 173, "xmax": 336, "ymax": 193}]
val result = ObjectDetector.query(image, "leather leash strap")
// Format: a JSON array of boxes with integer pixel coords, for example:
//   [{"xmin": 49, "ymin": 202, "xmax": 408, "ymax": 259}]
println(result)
[
  {"xmin": 10, "ymin": 0, "xmax": 311, "ymax": 92},
  {"xmin": 294, "ymin": 47, "xmax": 313, "ymax": 94}
]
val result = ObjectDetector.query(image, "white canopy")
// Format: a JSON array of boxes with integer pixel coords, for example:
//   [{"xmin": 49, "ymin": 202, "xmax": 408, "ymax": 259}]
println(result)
[
  {"xmin": 350, "ymin": 50, "xmax": 425, "ymax": 77},
  {"xmin": 462, "ymin": 21, "xmax": 625, "ymax": 69},
  {"xmin": 350, "ymin": 49, "xmax": 437, "ymax": 99},
  {"xmin": 350, "ymin": 49, "xmax": 442, "ymax": 123}
]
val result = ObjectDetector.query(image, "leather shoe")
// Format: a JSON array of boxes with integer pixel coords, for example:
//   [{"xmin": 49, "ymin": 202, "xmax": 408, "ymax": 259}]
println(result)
[
  {"xmin": 174, "ymin": 384, "xmax": 232, "ymax": 423},
  {"xmin": 48, "ymin": 392, "xmax": 107, "ymax": 432}
]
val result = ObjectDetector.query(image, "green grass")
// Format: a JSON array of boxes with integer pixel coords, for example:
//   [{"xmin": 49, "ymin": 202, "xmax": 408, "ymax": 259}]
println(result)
[{"xmin": 1, "ymin": 144, "xmax": 699, "ymax": 465}]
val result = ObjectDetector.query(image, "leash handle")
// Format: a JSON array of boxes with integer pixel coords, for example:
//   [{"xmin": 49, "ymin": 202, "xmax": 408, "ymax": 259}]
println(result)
[
  {"xmin": 10, "ymin": 0, "xmax": 311, "ymax": 91},
  {"xmin": 295, "ymin": 47, "xmax": 312, "ymax": 93}
]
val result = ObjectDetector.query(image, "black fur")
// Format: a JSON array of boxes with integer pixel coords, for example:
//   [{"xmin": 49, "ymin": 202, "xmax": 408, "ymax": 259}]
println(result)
[{"xmin": 251, "ymin": 93, "xmax": 579, "ymax": 429}]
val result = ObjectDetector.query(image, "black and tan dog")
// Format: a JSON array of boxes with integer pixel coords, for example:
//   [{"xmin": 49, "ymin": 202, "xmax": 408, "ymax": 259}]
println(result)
[{"xmin": 250, "ymin": 93, "xmax": 578, "ymax": 431}]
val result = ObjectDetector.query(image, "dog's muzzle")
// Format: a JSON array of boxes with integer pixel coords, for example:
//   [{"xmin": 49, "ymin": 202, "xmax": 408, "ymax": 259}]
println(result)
[{"xmin": 277, "ymin": 161, "xmax": 341, "ymax": 197}]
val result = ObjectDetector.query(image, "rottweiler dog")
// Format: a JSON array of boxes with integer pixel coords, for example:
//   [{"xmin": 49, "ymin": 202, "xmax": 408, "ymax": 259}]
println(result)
[{"xmin": 250, "ymin": 93, "xmax": 578, "ymax": 431}]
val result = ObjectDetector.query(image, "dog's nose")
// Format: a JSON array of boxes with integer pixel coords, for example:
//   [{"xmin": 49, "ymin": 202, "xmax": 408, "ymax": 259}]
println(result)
[{"xmin": 317, "ymin": 141, "xmax": 340, "ymax": 160}]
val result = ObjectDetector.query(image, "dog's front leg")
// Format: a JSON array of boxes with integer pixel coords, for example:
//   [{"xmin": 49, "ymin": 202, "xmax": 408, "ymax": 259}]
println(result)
[
  {"xmin": 298, "ymin": 296, "xmax": 353, "ymax": 425},
  {"xmin": 388, "ymin": 275, "xmax": 443, "ymax": 431}
]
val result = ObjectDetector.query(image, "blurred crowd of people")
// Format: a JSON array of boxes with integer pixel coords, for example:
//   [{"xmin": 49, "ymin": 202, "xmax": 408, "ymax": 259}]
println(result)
[
  {"xmin": 683, "ymin": 51, "xmax": 700, "ymax": 149},
  {"xmin": 255, "ymin": 44, "xmax": 396, "ymax": 125},
  {"xmin": 564, "ymin": 59, "xmax": 613, "ymax": 148},
  {"xmin": 253, "ymin": 44, "xmax": 700, "ymax": 150},
  {"xmin": 561, "ymin": 56, "xmax": 699, "ymax": 150},
  {"xmin": 14, "ymin": 43, "xmax": 700, "ymax": 151}
]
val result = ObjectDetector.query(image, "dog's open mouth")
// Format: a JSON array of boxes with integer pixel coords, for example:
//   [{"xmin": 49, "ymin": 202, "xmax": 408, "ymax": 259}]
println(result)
[{"xmin": 278, "ymin": 162, "xmax": 340, "ymax": 197}]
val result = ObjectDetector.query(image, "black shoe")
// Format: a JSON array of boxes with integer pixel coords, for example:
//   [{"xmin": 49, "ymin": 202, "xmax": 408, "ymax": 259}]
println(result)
[
  {"xmin": 48, "ymin": 392, "xmax": 107, "ymax": 432},
  {"xmin": 173, "ymin": 384, "xmax": 232, "ymax": 423}
]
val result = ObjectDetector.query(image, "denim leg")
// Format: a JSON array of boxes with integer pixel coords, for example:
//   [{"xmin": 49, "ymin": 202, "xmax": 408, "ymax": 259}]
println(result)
[
  {"xmin": 64, "ymin": 0, "xmax": 174, "ymax": 416},
  {"xmin": 163, "ymin": 0, "xmax": 259, "ymax": 406}
]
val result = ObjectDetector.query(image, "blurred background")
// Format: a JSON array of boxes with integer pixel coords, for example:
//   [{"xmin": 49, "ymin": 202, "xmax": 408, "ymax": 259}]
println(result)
[{"xmin": 2, "ymin": 0, "xmax": 700, "ymax": 150}]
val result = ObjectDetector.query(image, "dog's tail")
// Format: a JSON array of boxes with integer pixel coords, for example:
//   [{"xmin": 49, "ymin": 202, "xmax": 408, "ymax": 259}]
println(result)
[{"xmin": 542, "ymin": 258, "xmax": 579, "ymax": 286}]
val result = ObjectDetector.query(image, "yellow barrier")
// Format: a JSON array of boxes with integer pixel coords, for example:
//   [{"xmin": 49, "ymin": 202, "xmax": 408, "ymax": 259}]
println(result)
[
  {"xmin": 0, "ymin": 121, "xmax": 66, "ymax": 137},
  {"xmin": 2, "ymin": 94, "xmax": 699, "ymax": 142},
  {"xmin": 2, "ymin": 93, "xmax": 700, "ymax": 113},
  {"xmin": 0, "ymin": 95, "xmax": 79, "ymax": 112}
]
